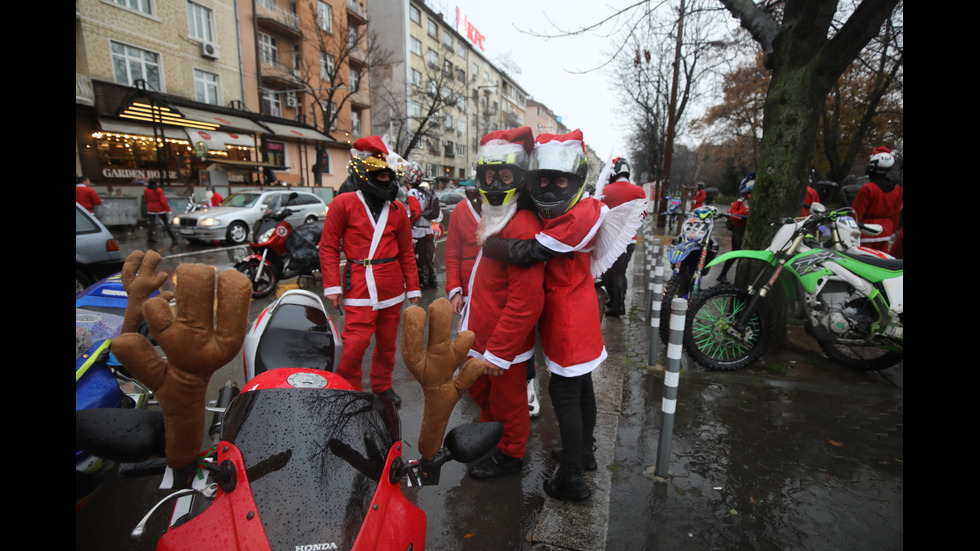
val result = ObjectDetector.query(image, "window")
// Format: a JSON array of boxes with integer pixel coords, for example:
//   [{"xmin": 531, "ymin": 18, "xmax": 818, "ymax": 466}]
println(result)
[
  {"xmin": 187, "ymin": 2, "xmax": 214, "ymax": 42},
  {"xmin": 323, "ymin": 101, "xmax": 338, "ymax": 130},
  {"xmin": 320, "ymin": 52, "xmax": 335, "ymax": 79},
  {"xmin": 347, "ymin": 26, "xmax": 358, "ymax": 49},
  {"xmin": 293, "ymin": 43, "xmax": 301, "ymax": 70},
  {"xmin": 350, "ymin": 68, "xmax": 360, "ymax": 92},
  {"xmin": 410, "ymin": 37, "xmax": 422, "ymax": 56},
  {"xmin": 427, "ymin": 79, "xmax": 438, "ymax": 97},
  {"xmin": 443, "ymin": 140, "xmax": 454, "ymax": 157},
  {"xmin": 351, "ymin": 109, "xmax": 361, "ymax": 135},
  {"xmin": 259, "ymin": 32, "xmax": 278, "ymax": 65},
  {"xmin": 427, "ymin": 18, "xmax": 438, "ymax": 38},
  {"xmin": 261, "ymin": 90, "xmax": 282, "ymax": 117},
  {"xmin": 111, "ymin": 41, "xmax": 161, "ymax": 90},
  {"xmin": 471, "ymin": 62, "xmax": 478, "ymax": 80},
  {"xmin": 456, "ymin": 40, "xmax": 466, "ymax": 58},
  {"xmin": 411, "ymin": 69, "xmax": 422, "ymax": 87},
  {"xmin": 443, "ymin": 59, "xmax": 452, "ymax": 78},
  {"xmin": 444, "ymin": 114, "xmax": 453, "ymax": 129},
  {"xmin": 456, "ymin": 67, "xmax": 466, "ymax": 82},
  {"xmin": 409, "ymin": 101, "xmax": 422, "ymax": 118},
  {"xmin": 427, "ymin": 49, "xmax": 439, "ymax": 68},
  {"xmin": 457, "ymin": 119, "xmax": 466, "ymax": 135},
  {"xmin": 266, "ymin": 141, "xmax": 286, "ymax": 167},
  {"xmin": 456, "ymin": 143, "xmax": 466, "ymax": 157},
  {"xmin": 194, "ymin": 69, "xmax": 220, "ymax": 104},
  {"xmin": 443, "ymin": 33, "xmax": 453, "ymax": 50},
  {"xmin": 112, "ymin": 0, "xmax": 152, "ymax": 16},
  {"xmin": 317, "ymin": 1, "xmax": 332, "ymax": 33},
  {"xmin": 410, "ymin": 5, "xmax": 420, "ymax": 24}
]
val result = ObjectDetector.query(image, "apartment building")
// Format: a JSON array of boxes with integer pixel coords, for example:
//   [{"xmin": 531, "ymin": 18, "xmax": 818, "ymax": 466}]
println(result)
[
  {"xmin": 368, "ymin": 0, "xmax": 527, "ymax": 183},
  {"xmin": 75, "ymin": 0, "xmax": 369, "ymax": 193}
]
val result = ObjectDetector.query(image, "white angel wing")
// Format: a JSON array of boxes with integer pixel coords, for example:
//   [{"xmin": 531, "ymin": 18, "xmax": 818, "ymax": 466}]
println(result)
[
  {"xmin": 593, "ymin": 154, "xmax": 615, "ymax": 200},
  {"xmin": 590, "ymin": 198, "xmax": 648, "ymax": 278}
]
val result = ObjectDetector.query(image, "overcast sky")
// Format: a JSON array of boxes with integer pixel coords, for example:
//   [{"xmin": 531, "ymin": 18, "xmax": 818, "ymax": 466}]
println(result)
[{"xmin": 445, "ymin": 0, "xmax": 633, "ymax": 161}]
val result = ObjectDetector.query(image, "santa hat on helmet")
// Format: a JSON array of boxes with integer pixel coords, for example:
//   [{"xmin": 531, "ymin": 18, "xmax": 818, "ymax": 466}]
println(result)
[
  {"xmin": 529, "ymin": 129, "xmax": 588, "ymax": 179},
  {"xmin": 476, "ymin": 126, "xmax": 534, "ymax": 167}
]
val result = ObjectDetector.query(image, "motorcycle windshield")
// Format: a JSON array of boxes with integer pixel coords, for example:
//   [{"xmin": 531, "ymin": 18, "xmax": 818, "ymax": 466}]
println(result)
[{"xmin": 221, "ymin": 388, "xmax": 400, "ymax": 550}]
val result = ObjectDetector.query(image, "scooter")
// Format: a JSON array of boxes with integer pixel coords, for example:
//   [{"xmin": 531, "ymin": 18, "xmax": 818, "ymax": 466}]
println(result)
[{"xmin": 235, "ymin": 207, "xmax": 322, "ymax": 298}]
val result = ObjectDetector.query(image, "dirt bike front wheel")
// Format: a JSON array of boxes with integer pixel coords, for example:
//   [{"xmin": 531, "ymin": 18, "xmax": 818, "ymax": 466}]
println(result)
[{"xmin": 684, "ymin": 284, "xmax": 771, "ymax": 370}]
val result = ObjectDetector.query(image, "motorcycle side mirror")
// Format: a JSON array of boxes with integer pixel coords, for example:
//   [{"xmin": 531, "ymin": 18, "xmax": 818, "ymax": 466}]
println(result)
[
  {"xmin": 443, "ymin": 421, "xmax": 503, "ymax": 463},
  {"xmin": 76, "ymin": 408, "xmax": 166, "ymax": 463}
]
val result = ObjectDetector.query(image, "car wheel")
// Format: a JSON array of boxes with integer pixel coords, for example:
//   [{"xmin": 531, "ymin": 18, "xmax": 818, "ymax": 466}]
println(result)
[
  {"xmin": 304, "ymin": 215, "xmax": 317, "ymax": 224},
  {"xmin": 226, "ymin": 221, "xmax": 249, "ymax": 244}
]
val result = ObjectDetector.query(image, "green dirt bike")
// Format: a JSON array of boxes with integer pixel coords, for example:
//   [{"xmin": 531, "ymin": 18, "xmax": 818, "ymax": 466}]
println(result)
[{"xmin": 684, "ymin": 203, "xmax": 903, "ymax": 371}]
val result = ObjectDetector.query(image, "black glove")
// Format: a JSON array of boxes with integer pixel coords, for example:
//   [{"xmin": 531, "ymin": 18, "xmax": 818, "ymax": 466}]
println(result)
[{"xmin": 483, "ymin": 237, "xmax": 565, "ymax": 265}]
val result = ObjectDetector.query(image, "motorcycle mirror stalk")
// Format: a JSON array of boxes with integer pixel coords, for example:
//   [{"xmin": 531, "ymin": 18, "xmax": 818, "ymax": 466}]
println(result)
[{"xmin": 394, "ymin": 422, "xmax": 504, "ymax": 486}]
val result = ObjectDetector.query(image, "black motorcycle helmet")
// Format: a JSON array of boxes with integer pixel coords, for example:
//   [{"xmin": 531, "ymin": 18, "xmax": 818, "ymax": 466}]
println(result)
[
  {"xmin": 348, "ymin": 136, "xmax": 398, "ymax": 202},
  {"xmin": 527, "ymin": 130, "xmax": 589, "ymax": 219},
  {"xmin": 474, "ymin": 127, "xmax": 534, "ymax": 207},
  {"xmin": 610, "ymin": 156, "xmax": 630, "ymax": 182}
]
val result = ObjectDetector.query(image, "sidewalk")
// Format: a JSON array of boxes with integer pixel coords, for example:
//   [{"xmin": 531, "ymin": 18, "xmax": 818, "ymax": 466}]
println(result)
[{"xmin": 531, "ymin": 227, "xmax": 903, "ymax": 550}]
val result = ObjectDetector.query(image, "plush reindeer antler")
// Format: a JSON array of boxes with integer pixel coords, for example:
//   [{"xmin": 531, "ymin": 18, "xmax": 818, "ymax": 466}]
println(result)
[
  {"xmin": 113, "ymin": 255, "xmax": 251, "ymax": 468},
  {"xmin": 401, "ymin": 298, "xmax": 484, "ymax": 460}
]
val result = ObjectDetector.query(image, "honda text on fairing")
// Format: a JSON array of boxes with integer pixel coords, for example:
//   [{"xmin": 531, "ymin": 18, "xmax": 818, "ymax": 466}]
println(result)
[{"xmin": 683, "ymin": 203, "xmax": 903, "ymax": 372}]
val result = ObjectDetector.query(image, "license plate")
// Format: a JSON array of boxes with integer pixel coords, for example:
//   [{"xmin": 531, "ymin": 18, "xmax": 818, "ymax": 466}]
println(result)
[{"xmin": 179, "ymin": 228, "xmax": 195, "ymax": 235}]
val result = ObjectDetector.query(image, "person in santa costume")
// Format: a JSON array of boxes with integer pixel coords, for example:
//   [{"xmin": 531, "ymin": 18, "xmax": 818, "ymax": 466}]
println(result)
[
  {"xmin": 444, "ymin": 180, "xmax": 481, "ymax": 315},
  {"xmin": 458, "ymin": 127, "xmax": 545, "ymax": 480},
  {"xmin": 404, "ymin": 162, "xmax": 437, "ymax": 289},
  {"xmin": 483, "ymin": 129, "xmax": 609, "ymax": 501},
  {"xmin": 852, "ymin": 146, "xmax": 903, "ymax": 251},
  {"xmin": 691, "ymin": 181, "xmax": 706, "ymax": 210},
  {"xmin": 598, "ymin": 156, "xmax": 646, "ymax": 317},
  {"xmin": 319, "ymin": 136, "xmax": 421, "ymax": 405}
]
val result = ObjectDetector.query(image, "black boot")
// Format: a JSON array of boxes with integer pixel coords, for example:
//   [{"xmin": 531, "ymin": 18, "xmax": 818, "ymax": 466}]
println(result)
[
  {"xmin": 551, "ymin": 447, "xmax": 597, "ymax": 471},
  {"xmin": 469, "ymin": 449, "xmax": 523, "ymax": 480},
  {"xmin": 544, "ymin": 467, "xmax": 591, "ymax": 502}
]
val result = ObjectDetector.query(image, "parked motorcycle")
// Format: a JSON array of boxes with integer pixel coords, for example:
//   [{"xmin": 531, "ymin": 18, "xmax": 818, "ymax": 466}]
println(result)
[
  {"xmin": 659, "ymin": 206, "xmax": 727, "ymax": 344},
  {"xmin": 684, "ymin": 203, "xmax": 903, "ymax": 371},
  {"xmin": 662, "ymin": 195, "xmax": 683, "ymax": 232},
  {"xmin": 235, "ymin": 206, "xmax": 322, "ymax": 298},
  {"xmin": 76, "ymin": 266, "xmax": 499, "ymax": 549}
]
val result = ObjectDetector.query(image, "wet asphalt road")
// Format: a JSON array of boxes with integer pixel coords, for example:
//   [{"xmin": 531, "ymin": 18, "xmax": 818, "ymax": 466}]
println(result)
[{"xmin": 77, "ymin": 219, "xmax": 903, "ymax": 550}]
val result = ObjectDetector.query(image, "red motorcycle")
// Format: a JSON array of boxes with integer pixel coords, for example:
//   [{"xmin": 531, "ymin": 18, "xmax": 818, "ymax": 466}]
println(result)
[
  {"xmin": 235, "ymin": 204, "xmax": 322, "ymax": 298},
  {"xmin": 76, "ymin": 284, "xmax": 498, "ymax": 550}
]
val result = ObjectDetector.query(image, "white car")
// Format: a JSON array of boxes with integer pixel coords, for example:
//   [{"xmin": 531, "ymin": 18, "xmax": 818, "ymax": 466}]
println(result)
[{"xmin": 172, "ymin": 190, "xmax": 326, "ymax": 244}]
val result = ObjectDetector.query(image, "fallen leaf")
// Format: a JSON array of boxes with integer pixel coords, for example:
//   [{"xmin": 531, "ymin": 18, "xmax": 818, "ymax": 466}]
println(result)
[{"xmin": 827, "ymin": 438, "xmax": 843, "ymax": 447}]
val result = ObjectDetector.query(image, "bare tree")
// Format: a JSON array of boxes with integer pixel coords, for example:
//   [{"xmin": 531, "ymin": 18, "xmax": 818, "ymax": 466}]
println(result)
[{"xmin": 289, "ymin": 1, "xmax": 391, "ymax": 184}]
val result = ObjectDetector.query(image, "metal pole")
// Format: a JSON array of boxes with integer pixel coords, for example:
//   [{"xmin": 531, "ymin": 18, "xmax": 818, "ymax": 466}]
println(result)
[
  {"xmin": 648, "ymin": 243, "xmax": 663, "ymax": 366},
  {"xmin": 655, "ymin": 296, "xmax": 687, "ymax": 478}
]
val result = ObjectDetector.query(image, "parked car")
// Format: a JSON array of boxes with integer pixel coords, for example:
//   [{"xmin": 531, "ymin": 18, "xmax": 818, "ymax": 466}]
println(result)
[
  {"xmin": 76, "ymin": 203, "xmax": 124, "ymax": 295},
  {"xmin": 171, "ymin": 190, "xmax": 326, "ymax": 244},
  {"xmin": 437, "ymin": 190, "xmax": 466, "ymax": 216}
]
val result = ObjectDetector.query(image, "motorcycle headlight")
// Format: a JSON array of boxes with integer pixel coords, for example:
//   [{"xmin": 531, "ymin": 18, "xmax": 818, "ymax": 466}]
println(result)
[{"xmin": 257, "ymin": 227, "xmax": 276, "ymax": 243}]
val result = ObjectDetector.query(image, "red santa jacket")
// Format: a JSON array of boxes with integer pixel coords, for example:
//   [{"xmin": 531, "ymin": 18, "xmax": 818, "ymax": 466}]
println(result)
[
  {"xmin": 602, "ymin": 177, "xmax": 647, "ymax": 242},
  {"xmin": 728, "ymin": 199, "xmax": 749, "ymax": 227},
  {"xmin": 144, "ymin": 187, "xmax": 170, "ymax": 214},
  {"xmin": 461, "ymin": 209, "xmax": 544, "ymax": 369},
  {"xmin": 76, "ymin": 184, "xmax": 102, "ymax": 212},
  {"xmin": 445, "ymin": 200, "xmax": 480, "ymax": 300},
  {"xmin": 535, "ymin": 197, "xmax": 608, "ymax": 376},
  {"xmin": 319, "ymin": 191, "xmax": 420, "ymax": 309},
  {"xmin": 691, "ymin": 189, "xmax": 706, "ymax": 210},
  {"xmin": 852, "ymin": 179, "xmax": 903, "ymax": 245},
  {"xmin": 801, "ymin": 186, "xmax": 819, "ymax": 216}
]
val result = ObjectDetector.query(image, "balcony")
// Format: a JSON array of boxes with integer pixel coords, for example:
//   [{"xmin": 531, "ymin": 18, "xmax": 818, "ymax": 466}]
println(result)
[
  {"xmin": 346, "ymin": 0, "xmax": 368, "ymax": 26},
  {"xmin": 261, "ymin": 61, "xmax": 303, "ymax": 88},
  {"xmin": 257, "ymin": 0, "xmax": 301, "ymax": 38}
]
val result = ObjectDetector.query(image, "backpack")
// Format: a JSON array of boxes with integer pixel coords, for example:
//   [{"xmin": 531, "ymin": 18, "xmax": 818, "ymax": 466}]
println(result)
[{"xmin": 421, "ymin": 189, "xmax": 441, "ymax": 221}]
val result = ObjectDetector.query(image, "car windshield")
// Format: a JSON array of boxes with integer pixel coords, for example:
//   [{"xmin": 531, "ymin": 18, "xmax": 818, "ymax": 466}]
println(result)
[{"xmin": 222, "ymin": 193, "xmax": 263, "ymax": 208}]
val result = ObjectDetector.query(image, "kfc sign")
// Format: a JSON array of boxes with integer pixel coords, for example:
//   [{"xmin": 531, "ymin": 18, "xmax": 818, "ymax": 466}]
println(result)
[{"xmin": 457, "ymin": 8, "xmax": 485, "ymax": 51}]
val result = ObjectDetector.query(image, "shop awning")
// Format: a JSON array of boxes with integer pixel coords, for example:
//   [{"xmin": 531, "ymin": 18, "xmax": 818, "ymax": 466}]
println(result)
[
  {"xmin": 98, "ymin": 119, "xmax": 189, "ymax": 140},
  {"xmin": 178, "ymin": 106, "xmax": 269, "ymax": 134},
  {"xmin": 261, "ymin": 121, "xmax": 334, "ymax": 142},
  {"xmin": 206, "ymin": 159, "xmax": 288, "ymax": 172},
  {"xmin": 185, "ymin": 128, "xmax": 257, "ymax": 150}
]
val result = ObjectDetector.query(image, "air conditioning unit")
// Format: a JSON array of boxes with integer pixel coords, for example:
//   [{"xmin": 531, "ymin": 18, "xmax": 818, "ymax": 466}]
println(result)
[
  {"xmin": 286, "ymin": 93, "xmax": 299, "ymax": 108},
  {"xmin": 201, "ymin": 41, "xmax": 221, "ymax": 60}
]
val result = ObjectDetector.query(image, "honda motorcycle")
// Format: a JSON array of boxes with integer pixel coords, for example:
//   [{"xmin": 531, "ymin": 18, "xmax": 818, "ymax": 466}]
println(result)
[
  {"xmin": 76, "ymin": 290, "xmax": 500, "ymax": 550},
  {"xmin": 659, "ymin": 206, "xmax": 726, "ymax": 344},
  {"xmin": 683, "ymin": 203, "xmax": 903, "ymax": 372},
  {"xmin": 235, "ymin": 207, "xmax": 322, "ymax": 298}
]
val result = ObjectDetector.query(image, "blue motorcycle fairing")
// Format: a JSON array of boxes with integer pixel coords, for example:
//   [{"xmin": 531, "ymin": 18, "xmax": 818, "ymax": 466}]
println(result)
[{"xmin": 667, "ymin": 239, "xmax": 702, "ymax": 265}]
